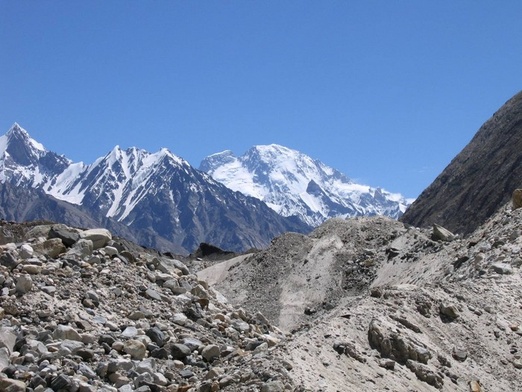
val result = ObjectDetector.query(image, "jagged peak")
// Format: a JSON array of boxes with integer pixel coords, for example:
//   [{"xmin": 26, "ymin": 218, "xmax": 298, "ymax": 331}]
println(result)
[{"xmin": 5, "ymin": 122, "xmax": 45, "ymax": 152}]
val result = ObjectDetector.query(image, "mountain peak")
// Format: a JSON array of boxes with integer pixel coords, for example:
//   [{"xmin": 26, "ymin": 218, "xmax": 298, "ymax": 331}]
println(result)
[
  {"xmin": 202, "ymin": 144, "xmax": 412, "ymax": 226},
  {"xmin": 5, "ymin": 122, "xmax": 45, "ymax": 152}
]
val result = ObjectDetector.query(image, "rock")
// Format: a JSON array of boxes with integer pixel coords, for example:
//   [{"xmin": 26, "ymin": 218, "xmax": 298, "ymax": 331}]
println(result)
[
  {"xmin": 15, "ymin": 274, "xmax": 33, "ymax": 294},
  {"xmin": 379, "ymin": 358, "xmax": 396, "ymax": 370},
  {"xmin": 0, "ymin": 347, "xmax": 10, "ymax": 371},
  {"xmin": 49, "ymin": 224, "xmax": 80, "ymax": 247},
  {"xmin": 32, "ymin": 238, "xmax": 66, "ymax": 257},
  {"xmin": 439, "ymin": 304, "xmax": 460, "ymax": 320},
  {"xmin": 491, "ymin": 262, "xmax": 513, "ymax": 274},
  {"xmin": 67, "ymin": 238, "xmax": 94, "ymax": 258},
  {"xmin": 121, "ymin": 326, "xmax": 138, "ymax": 338},
  {"xmin": 406, "ymin": 359, "xmax": 443, "ymax": 389},
  {"xmin": 201, "ymin": 344, "xmax": 220, "ymax": 362},
  {"xmin": 261, "ymin": 380, "xmax": 285, "ymax": 392},
  {"xmin": 80, "ymin": 229, "xmax": 112, "ymax": 249},
  {"xmin": 171, "ymin": 343, "xmax": 191, "ymax": 360},
  {"xmin": 145, "ymin": 288, "xmax": 163, "ymax": 301},
  {"xmin": 19, "ymin": 243, "xmax": 33, "ymax": 258},
  {"xmin": 452, "ymin": 346, "xmax": 468, "ymax": 362},
  {"xmin": 0, "ymin": 251, "xmax": 19, "ymax": 269},
  {"xmin": 145, "ymin": 327, "xmax": 165, "ymax": 347},
  {"xmin": 368, "ymin": 318, "xmax": 431, "ymax": 364},
  {"xmin": 469, "ymin": 380, "xmax": 483, "ymax": 392},
  {"xmin": 0, "ymin": 327, "xmax": 17, "ymax": 353},
  {"xmin": 432, "ymin": 224, "xmax": 455, "ymax": 242},
  {"xmin": 513, "ymin": 189, "xmax": 522, "ymax": 210},
  {"xmin": 53, "ymin": 325, "xmax": 83, "ymax": 342},
  {"xmin": 0, "ymin": 378, "xmax": 26, "ymax": 392},
  {"xmin": 123, "ymin": 339, "xmax": 147, "ymax": 360}
]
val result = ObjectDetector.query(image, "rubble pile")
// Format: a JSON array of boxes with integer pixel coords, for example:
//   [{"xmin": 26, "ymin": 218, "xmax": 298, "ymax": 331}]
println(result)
[{"xmin": 0, "ymin": 222, "xmax": 293, "ymax": 392}]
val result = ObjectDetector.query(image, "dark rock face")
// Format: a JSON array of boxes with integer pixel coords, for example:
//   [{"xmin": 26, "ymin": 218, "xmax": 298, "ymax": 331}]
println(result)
[{"xmin": 401, "ymin": 91, "xmax": 522, "ymax": 235}]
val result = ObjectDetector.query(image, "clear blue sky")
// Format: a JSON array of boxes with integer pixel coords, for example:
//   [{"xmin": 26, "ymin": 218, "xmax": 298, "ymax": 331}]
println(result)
[{"xmin": 1, "ymin": 1, "xmax": 521, "ymax": 199}]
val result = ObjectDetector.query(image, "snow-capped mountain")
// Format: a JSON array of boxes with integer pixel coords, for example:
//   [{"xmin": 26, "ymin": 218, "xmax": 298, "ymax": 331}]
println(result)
[
  {"xmin": 0, "ymin": 124, "xmax": 310, "ymax": 253},
  {"xmin": 200, "ymin": 144, "xmax": 412, "ymax": 226}
]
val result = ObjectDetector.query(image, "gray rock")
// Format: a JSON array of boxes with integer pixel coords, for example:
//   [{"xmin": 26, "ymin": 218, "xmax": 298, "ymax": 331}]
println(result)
[
  {"xmin": 145, "ymin": 327, "xmax": 165, "ymax": 347},
  {"xmin": 53, "ymin": 325, "xmax": 83, "ymax": 342},
  {"xmin": 80, "ymin": 228, "xmax": 112, "ymax": 249},
  {"xmin": 32, "ymin": 238, "xmax": 66, "ymax": 258},
  {"xmin": 439, "ymin": 304, "xmax": 460, "ymax": 320},
  {"xmin": 19, "ymin": 243, "xmax": 33, "ymax": 258},
  {"xmin": 0, "ymin": 347, "xmax": 10, "ymax": 371},
  {"xmin": 406, "ymin": 359, "xmax": 444, "ymax": 389},
  {"xmin": 67, "ymin": 238, "xmax": 94, "ymax": 258},
  {"xmin": 432, "ymin": 224, "xmax": 455, "ymax": 242},
  {"xmin": 0, "ymin": 251, "xmax": 19, "ymax": 269},
  {"xmin": 123, "ymin": 339, "xmax": 147, "ymax": 360},
  {"xmin": 0, "ymin": 378, "xmax": 26, "ymax": 392},
  {"xmin": 15, "ymin": 274, "xmax": 33, "ymax": 294},
  {"xmin": 171, "ymin": 343, "xmax": 191, "ymax": 360},
  {"xmin": 491, "ymin": 262, "xmax": 513, "ymax": 274},
  {"xmin": 49, "ymin": 224, "xmax": 80, "ymax": 247},
  {"xmin": 0, "ymin": 327, "xmax": 17, "ymax": 353},
  {"xmin": 201, "ymin": 344, "xmax": 220, "ymax": 362},
  {"xmin": 121, "ymin": 326, "xmax": 138, "ymax": 338}
]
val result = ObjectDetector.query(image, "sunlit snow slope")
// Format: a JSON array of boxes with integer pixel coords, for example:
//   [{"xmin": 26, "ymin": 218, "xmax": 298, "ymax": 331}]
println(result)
[{"xmin": 200, "ymin": 144, "xmax": 412, "ymax": 226}]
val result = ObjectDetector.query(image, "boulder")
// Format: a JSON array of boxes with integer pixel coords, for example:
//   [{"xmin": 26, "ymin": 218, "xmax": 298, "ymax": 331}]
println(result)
[
  {"xmin": 80, "ymin": 229, "xmax": 112, "ymax": 249},
  {"xmin": 513, "ymin": 189, "xmax": 522, "ymax": 210},
  {"xmin": 432, "ymin": 224, "xmax": 455, "ymax": 242}
]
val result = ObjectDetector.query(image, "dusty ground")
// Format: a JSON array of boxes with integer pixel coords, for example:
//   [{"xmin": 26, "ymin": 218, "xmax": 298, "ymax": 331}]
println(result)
[{"xmin": 199, "ymin": 205, "xmax": 522, "ymax": 391}]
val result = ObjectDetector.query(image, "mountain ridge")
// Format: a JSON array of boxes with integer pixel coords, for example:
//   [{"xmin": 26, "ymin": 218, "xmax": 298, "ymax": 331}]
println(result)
[
  {"xmin": 400, "ymin": 90, "xmax": 522, "ymax": 234},
  {"xmin": 200, "ymin": 144, "xmax": 412, "ymax": 226},
  {"xmin": 0, "ymin": 124, "xmax": 310, "ymax": 254}
]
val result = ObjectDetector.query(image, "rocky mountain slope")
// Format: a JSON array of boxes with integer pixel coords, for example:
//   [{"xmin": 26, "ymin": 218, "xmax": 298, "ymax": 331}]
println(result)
[
  {"xmin": 0, "ymin": 124, "xmax": 309, "ymax": 254},
  {"xmin": 200, "ymin": 144, "xmax": 412, "ymax": 227},
  {"xmin": 0, "ymin": 221, "xmax": 294, "ymax": 391},
  {"xmin": 199, "ymin": 198, "xmax": 522, "ymax": 391},
  {"xmin": 400, "ymin": 90, "xmax": 522, "ymax": 235}
]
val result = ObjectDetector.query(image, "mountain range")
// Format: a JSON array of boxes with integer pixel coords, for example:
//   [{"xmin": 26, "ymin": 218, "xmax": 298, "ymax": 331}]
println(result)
[
  {"xmin": 0, "ymin": 124, "xmax": 308, "ymax": 254},
  {"xmin": 200, "ymin": 144, "xmax": 412, "ymax": 226},
  {"xmin": 0, "ymin": 123, "xmax": 411, "ymax": 254}
]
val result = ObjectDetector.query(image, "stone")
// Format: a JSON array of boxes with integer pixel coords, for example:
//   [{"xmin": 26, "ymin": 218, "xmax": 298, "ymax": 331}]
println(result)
[
  {"xmin": 145, "ymin": 327, "xmax": 165, "ymax": 347},
  {"xmin": 261, "ymin": 381, "xmax": 284, "ymax": 392},
  {"xmin": 123, "ymin": 339, "xmax": 147, "ymax": 360},
  {"xmin": 513, "ymin": 189, "xmax": 522, "ymax": 210},
  {"xmin": 171, "ymin": 343, "xmax": 191, "ymax": 360},
  {"xmin": 32, "ymin": 238, "xmax": 66, "ymax": 258},
  {"xmin": 0, "ymin": 251, "xmax": 19, "ymax": 269},
  {"xmin": 368, "ymin": 318, "xmax": 431, "ymax": 364},
  {"xmin": 19, "ymin": 243, "xmax": 33, "ymax": 258},
  {"xmin": 80, "ymin": 228, "xmax": 112, "ymax": 249},
  {"xmin": 121, "ymin": 326, "xmax": 138, "ymax": 338},
  {"xmin": 0, "ymin": 378, "xmax": 26, "ymax": 392},
  {"xmin": 469, "ymin": 380, "xmax": 483, "ymax": 392},
  {"xmin": 49, "ymin": 224, "xmax": 80, "ymax": 247},
  {"xmin": 379, "ymin": 358, "xmax": 396, "ymax": 370},
  {"xmin": 405, "ymin": 359, "xmax": 443, "ymax": 389},
  {"xmin": 432, "ymin": 224, "xmax": 455, "ymax": 242},
  {"xmin": 439, "ymin": 304, "xmax": 460, "ymax": 320},
  {"xmin": 145, "ymin": 288, "xmax": 163, "ymax": 301},
  {"xmin": 0, "ymin": 347, "xmax": 10, "ymax": 371},
  {"xmin": 452, "ymin": 346, "xmax": 468, "ymax": 362},
  {"xmin": 15, "ymin": 274, "xmax": 33, "ymax": 294},
  {"xmin": 53, "ymin": 325, "xmax": 83, "ymax": 342},
  {"xmin": 201, "ymin": 344, "xmax": 220, "ymax": 362},
  {"xmin": 491, "ymin": 262, "xmax": 513, "ymax": 275},
  {"xmin": 67, "ymin": 239, "xmax": 94, "ymax": 258},
  {"xmin": 0, "ymin": 327, "xmax": 17, "ymax": 353}
]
